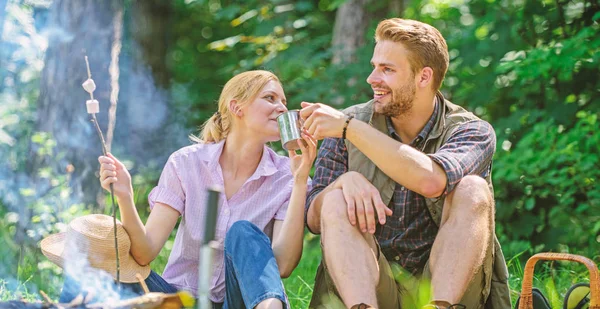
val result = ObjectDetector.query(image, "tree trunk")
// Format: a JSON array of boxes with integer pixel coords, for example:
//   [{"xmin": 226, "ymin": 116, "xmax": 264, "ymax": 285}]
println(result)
[
  {"xmin": 113, "ymin": 0, "xmax": 184, "ymax": 185},
  {"xmin": 0, "ymin": 0, "xmax": 6, "ymax": 42},
  {"xmin": 331, "ymin": 0, "xmax": 411, "ymax": 66},
  {"xmin": 17, "ymin": 0, "xmax": 123, "ymax": 244},
  {"xmin": 0, "ymin": 0, "xmax": 8, "ymax": 86},
  {"xmin": 331, "ymin": 0, "xmax": 369, "ymax": 65},
  {"xmin": 388, "ymin": 0, "xmax": 409, "ymax": 17}
]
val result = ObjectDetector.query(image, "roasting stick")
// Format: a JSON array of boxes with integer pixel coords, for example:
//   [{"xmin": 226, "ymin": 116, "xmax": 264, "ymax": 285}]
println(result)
[
  {"xmin": 82, "ymin": 56, "xmax": 120, "ymax": 286},
  {"xmin": 198, "ymin": 187, "xmax": 221, "ymax": 309}
]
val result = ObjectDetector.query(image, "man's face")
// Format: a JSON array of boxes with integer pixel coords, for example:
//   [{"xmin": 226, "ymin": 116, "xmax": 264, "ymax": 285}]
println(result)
[{"xmin": 366, "ymin": 40, "xmax": 416, "ymax": 117}]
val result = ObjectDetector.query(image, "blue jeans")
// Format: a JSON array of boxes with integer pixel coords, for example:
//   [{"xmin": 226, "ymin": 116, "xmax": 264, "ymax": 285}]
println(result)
[{"xmin": 222, "ymin": 220, "xmax": 288, "ymax": 309}]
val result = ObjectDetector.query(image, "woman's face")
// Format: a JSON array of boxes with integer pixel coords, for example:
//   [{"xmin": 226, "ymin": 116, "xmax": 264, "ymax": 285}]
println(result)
[{"xmin": 239, "ymin": 80, "xmax": 288, "ymax": 142}]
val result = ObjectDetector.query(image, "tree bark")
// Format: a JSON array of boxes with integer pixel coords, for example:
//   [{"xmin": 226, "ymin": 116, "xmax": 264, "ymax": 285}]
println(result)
[
  {"xmin": 0, "ymin": 0, "xmax": 8, "ymax": 84},
  {"xmin": 17, "ymin": 0, "xmax": 123, "ymax": 244},
  {"xmin": 331, "ymin": 0, "xmax": 369, "ymax": 65},
  {"xmin": 331, "ymin": 0, "xmax": 410, "ymax": 66},
  {"xmin": 388, "ymin": 0, "xmax": 409, "ymax": 17},
  {"xmin": 113, "ymin": 0, "xmax": 184, "ymax": 180},
  {"xmin": 0, "ymin": 0, "xmax": 6, "ymax": 42}
]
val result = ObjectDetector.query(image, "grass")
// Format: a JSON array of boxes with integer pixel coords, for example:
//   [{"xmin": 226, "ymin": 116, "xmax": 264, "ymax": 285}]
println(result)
[
  {"xmin": 283, "ymin": 233, "xmax": 322, "ymax": 308},
  {"xmin": 1, "ymin": 232, "xmax": 596, "ymax": 308}
]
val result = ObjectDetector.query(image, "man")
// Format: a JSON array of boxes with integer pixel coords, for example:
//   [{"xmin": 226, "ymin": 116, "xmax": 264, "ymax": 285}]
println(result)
[{"xmin": 300, "ymin": 18, "xmax": 511, "ymax": 309}]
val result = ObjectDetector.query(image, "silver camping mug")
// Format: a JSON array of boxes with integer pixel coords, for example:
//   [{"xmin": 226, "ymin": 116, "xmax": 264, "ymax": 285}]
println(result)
[{"xmin": 277, "ymin": 110, "xmax": 306, "ymax": 151}]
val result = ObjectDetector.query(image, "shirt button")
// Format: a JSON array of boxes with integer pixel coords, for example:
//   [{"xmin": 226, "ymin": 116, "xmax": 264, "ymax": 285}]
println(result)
[
  {"xmin": 432, "ymin": 210, "xmax": 437, "ymax": 215},
  {"xmin": 400, "ymin": 187, "xmax": 406, "ymax": 191},
  {"xmin": 394, "ymin": 256, "xmax": 400, "ymax": 261}
]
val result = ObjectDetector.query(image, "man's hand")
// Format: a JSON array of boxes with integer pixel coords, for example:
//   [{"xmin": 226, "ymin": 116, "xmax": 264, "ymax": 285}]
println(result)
[
  {"xmin": 335, "ymin": 171, "xmax": 393, "ymax": 234},
  {"xmin": 300, "ymin": 102, "xmax": 347, "ymax": 140}
]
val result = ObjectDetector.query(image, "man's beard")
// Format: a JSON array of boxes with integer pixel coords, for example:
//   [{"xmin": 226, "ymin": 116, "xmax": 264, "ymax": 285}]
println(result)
[{"xmin": 375, "ymin": 81, "xmax": 416, "ymax": 118}]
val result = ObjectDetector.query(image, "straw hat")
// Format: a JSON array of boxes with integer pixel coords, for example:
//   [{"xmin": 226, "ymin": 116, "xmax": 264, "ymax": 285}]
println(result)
[{"xmin": 40, "ymin": 214, "xmax": 150, "ymax": 283}]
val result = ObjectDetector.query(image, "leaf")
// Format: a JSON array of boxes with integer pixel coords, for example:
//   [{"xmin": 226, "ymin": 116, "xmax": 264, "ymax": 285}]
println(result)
[
  {"xmin": 525, "ymin": 198, "xmax": 536, "ymax": 211},
  {"xmin": 20, "ymin": 188, "xmax": 35, "ymax": 197}
]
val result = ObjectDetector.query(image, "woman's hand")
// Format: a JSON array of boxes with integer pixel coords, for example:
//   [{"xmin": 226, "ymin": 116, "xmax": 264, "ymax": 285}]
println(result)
[
  {"xmin": 98, "ymin": 153, "xmax": 133, "ymax": 200},
  {"xmin": 288, "ymin": 129, "xmax": 317, "ymax": 181}
]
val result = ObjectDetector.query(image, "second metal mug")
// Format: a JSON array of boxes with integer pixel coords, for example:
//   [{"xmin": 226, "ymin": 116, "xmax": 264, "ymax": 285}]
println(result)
[{"xmin": 277, "ymin": 110, "xmax": 305, "ymax": 151}]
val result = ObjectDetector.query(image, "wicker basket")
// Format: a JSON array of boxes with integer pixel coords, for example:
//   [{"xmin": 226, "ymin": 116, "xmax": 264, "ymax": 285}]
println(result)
[{"xmin": 518, "ymin": 253, "xmax": 600, "ymax": 309}]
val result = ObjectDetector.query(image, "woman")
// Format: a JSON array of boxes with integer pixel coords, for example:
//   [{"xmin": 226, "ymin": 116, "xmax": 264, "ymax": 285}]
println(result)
[{"xmin": 77, "ymin": 70, "xmax": 314, "ymax": 308}]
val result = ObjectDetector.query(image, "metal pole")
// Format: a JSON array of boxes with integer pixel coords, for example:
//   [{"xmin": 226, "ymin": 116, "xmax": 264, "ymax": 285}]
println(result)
[{"xmin": 198, "ymin": 186, "xmax": 221, "ymax": 309}]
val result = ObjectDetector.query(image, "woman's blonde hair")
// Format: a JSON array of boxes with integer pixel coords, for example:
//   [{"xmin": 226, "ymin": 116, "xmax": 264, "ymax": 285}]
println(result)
[{"xmin": 191, "ymin": 70, "xmax": 281, "ymax": 143}]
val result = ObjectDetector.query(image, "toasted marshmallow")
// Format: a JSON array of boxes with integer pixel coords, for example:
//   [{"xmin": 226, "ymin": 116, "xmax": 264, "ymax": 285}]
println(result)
[
  {"xmin": 86, "ymin": 99, "xmax": 99, "ymax": 114},
  {"xmin": 82, "ymin": 79, "xmax": 96, "ymax": 93}
]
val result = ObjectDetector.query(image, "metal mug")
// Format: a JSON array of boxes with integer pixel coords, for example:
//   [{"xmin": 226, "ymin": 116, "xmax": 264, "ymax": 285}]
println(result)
[{"xmin": 277, "ymin": 110, "xmax": 306, "ymax": 151}]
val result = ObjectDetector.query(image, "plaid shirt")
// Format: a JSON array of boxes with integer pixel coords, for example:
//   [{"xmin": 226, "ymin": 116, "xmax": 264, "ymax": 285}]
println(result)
[{"xmin": 306, "ymin": 102, "xmax": 496, "ymax": 274}]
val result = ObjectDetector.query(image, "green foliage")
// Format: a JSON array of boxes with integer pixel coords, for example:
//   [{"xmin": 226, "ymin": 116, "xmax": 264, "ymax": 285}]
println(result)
[{"xmin": 494, "ymin": 114, "xmax": 600, "ymax": 257}]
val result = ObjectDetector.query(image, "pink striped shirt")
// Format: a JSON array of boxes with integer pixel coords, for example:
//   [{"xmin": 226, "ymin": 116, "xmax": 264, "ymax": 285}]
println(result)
[{"xmin": 148, "ymin": 140, "xmax": 296, "ymax": 302}]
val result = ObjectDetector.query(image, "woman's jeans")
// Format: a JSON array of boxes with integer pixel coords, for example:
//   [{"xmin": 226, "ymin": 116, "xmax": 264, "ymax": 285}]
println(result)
[
  {"xmin": 59, "ymin": 220, "xmax": 288, "ymax": 309},
  {"xmin": 222, "ymin": 220, "xmax": 288, "ymax": 309}
]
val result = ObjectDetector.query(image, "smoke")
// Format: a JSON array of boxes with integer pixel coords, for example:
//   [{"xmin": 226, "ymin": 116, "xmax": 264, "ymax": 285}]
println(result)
[{"xmin": 61, "ymin": 236, "xmax": 138, "ymax": 303}]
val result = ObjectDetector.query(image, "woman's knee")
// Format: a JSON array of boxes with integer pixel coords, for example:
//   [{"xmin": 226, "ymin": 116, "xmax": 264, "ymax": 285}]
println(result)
[{"xmin": 225, "ymin": 220, "xmax": 267, "ymax": 251}]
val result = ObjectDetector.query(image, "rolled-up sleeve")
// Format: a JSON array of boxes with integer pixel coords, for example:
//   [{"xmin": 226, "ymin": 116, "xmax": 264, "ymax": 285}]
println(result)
[
  {"xmin": 428, "ymin": 120, "xmax": 496, "ymax": 196},
  {"xmin": 305, "ymin": 138, "xmax": 348, "ymax": 227},
  {"xmin": 148, "ymin": 154, "xmax": 185, "ymax": 215}
]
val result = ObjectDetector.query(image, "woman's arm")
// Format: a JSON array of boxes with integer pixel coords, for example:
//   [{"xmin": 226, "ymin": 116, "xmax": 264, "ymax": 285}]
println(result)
[
  {"xmin": 99, "ymin": 153, "xmax": 179, "ymax": 265},
  {"xmin": 271, "ymin": 131, "xmax": 317, "ymax": 278},
  {"xmin": 271, "ymin": 181, "xmax": 309, "ymax": 278}
]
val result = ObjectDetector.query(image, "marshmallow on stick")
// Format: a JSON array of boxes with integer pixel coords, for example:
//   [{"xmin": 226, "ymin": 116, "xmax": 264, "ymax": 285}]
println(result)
[
  {"xmin": 82, "ymin": 55, "xmax": 121, "ymax": 285},
  {"xmin": 82, "ymin": 68, "xmax": 99, "ymax": 114},
  {"xmin": 82, "ymin": 78, "xmax": 96, "ymax": 93},
  {"xmin": 86, "ymin": 100, "xmax": 99, "ymax": 114}
]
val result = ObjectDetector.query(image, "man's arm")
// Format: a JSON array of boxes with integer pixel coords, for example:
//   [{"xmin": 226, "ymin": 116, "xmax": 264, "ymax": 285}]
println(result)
[
  {"xmin": 346, "ymin": 118, "xmax": 496, "ymax": 197},
  {"xmin": 300, "ymin": 102, "xmax": 447, "ymax": 198},
  {"xmin": 344, "ymin": 119, "xmax": 447, "ymax": 198},
  {"xmin": 301, "ymin": 102, "xmax": 496, "ymax": 198}
]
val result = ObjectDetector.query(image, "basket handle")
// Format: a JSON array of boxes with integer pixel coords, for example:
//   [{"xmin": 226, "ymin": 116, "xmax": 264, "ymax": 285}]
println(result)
[{"xmin": 518, "ymin": 253, "xmax": 600, "ymax": 309}]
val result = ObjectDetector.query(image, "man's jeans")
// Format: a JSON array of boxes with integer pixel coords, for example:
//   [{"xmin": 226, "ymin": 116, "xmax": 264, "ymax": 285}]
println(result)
[{"xmin": 58, "ymin": 220, "xmax": 288, "ymax": 309}]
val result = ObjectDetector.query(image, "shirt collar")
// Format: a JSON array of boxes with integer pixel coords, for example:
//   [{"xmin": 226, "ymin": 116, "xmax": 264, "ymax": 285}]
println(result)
[
  {"xmin": 205, "ymin": 140, "xmax": 278, "ymax": 180},
  {"xmin": 386, "ymin": 99, "xmax": 439, "ymax": 147}
]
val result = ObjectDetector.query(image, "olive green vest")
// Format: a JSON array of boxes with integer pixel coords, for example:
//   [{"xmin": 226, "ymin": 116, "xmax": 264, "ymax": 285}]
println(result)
[{"xmin": 342, "ymin": 93, "xmax": 511, "ymax": 309}]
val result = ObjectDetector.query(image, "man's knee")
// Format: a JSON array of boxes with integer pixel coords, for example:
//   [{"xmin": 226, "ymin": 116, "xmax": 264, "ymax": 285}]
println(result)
[
  {"xmin": 320, "ymin": 189, "xmax": 346, "ymax": 222},
  {"xmin": 445, "ymin": 175, "xmax": 493, "ymax": 220},
  {"xmin": 320, "ymin": 189, "xmax": 351, "ymax": 229}
]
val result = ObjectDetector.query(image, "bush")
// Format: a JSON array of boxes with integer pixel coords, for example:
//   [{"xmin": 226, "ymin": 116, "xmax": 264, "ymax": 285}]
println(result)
[{"xmin": 494, "ymin": 112, "xmax": 600, "ymax": 258}]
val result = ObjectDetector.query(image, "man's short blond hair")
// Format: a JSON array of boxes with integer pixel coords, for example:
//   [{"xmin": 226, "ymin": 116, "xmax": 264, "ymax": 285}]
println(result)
[{"xmin": 375, "ymin": 18, "xmax": 449, "ymax": 91}]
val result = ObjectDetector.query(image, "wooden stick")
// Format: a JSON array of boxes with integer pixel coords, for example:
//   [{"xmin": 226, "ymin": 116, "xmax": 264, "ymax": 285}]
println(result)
[
  {"xmin": 39, "ymin": 290, "xmax": 53, "ymax": 304},
  {"xmin": 136, "ymin": 273, "xmax": 150, "ymax": 294},
  {"xmin": 85, "ymin": 56, "xmax": 120, "ymax": 286},
  {"xmin": 84, "ymin": 56, "xmax": 94, "ymax": 101}
]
